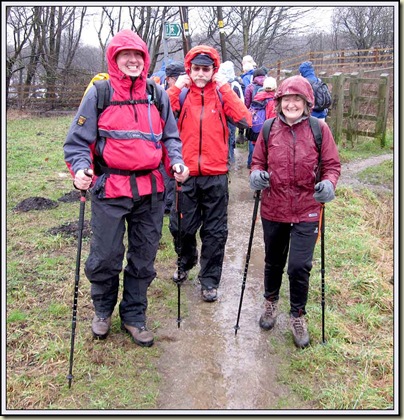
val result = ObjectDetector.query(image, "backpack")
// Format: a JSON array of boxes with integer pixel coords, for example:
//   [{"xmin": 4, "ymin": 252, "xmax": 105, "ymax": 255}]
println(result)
[
  {"xmin": 82, "ymin": 73, "xmax": 163, "ymax": 116},
  {"xmin": 249, "ymin": 98, "xmax": 272, "ymax": 134},
  {"xmin": 309, "ymin": 79, "xmax": 332, "ymax": 111},
  {"xmin": 262, "ymin": 116, "xmax": 323, "ymax": 182}
]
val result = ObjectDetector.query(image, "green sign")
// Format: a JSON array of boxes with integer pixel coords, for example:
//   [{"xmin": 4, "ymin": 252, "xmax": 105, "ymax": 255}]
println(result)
[{"xmin": 165, "ymin": 23, "xmax": 181, "ymax": 38}]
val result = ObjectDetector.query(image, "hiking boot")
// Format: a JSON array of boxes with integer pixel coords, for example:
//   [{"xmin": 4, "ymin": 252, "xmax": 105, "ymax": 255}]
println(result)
[
  {"xmin": 122, "ymin": 323, "xmax": 154, "ymax": 347},
  {"xmin": 259, "ymin": 300, "xmax": 278, "ymax": 331},
  {"xmin": 92, "ymin": 316, "xmax": 111, "ymax": 340},
  {"xmin": 290, "ymin": 315, "xmax": 310, "ymax": 349},
  {"xmin": 201, "ymin": 288, "xmax": 217, "ymax": 302},
  {"xmin": 173, "ymin": 269, "xmax": 189, "ymax": 284}
]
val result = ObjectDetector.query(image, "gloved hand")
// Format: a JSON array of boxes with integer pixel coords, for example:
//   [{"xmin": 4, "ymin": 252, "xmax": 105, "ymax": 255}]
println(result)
[
  {"xmin": 250, "ymin": 170, "xmax": 270, "ymax": 191},
  {"xmin": 313, "ymin": 179, "xmax": 335, "ymax": 203}
]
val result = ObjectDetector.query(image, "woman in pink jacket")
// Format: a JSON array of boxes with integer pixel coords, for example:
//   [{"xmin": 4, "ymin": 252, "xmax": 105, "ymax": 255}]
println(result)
[{"xmin": 249, "ymin": 75, "xmax": 340, "ymax": 348}]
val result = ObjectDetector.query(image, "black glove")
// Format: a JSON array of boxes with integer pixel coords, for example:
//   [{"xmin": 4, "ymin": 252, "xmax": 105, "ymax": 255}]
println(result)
[
  {"xmin": 250, "ymin": 170, "xmax": 270, "ymax": 191},
  {"xmin": 313, "ymin": 180, "xmax": 335, "ymax": 203}
]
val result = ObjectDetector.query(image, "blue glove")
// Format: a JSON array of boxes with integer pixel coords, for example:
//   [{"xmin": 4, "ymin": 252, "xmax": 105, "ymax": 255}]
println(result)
[
  {"xmin": 313, "ymin": 180, "xmax": 335, "ymax": 203},
  {"xmin": 250, "ymin": 170, "xmax": 270, "ymax": 191}
]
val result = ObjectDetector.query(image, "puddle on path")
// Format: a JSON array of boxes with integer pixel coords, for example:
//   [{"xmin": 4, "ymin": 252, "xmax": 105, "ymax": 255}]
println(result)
[{"xmin": 156, "ymin": 149, "xmax": 314, "ymax": 412}]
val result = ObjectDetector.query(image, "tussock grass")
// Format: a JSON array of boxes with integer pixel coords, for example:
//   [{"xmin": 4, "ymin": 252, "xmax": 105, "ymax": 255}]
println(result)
[{"xmin": 5, "ymin": 115, "xmax": 395, "ymax": 411}]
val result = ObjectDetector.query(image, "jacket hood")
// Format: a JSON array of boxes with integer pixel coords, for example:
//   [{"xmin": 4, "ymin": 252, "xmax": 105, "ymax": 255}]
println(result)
[
  {"xmin": 184, "ymin": 45, "xmax": 221, "ymax": 75},
  {"xmin": 106, "ymin": 29, "xmax": 150, "ymax": 82},
  {"xmin": 218, "ymin": 61, "xmax": 236, "ymax": 82},
  {"xmin": 299, "ymin": 61, "xmax": 316, "ymax": 79},
  {"xmin": 274, "ymin": 75, "xmax": 314, "ymax": 108}
]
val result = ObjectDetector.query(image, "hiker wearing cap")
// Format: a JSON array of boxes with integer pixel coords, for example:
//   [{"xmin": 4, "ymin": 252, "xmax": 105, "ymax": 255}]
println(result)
[
  {"xmin": 64, "ymin": 29, "xmax": 189, "ymax": 347},
  {"xmin": 249, "ymin": 75, "xmax": 340, "ymax": 348},
  {"xmin": 166, "ymin": 45, "xmax": 252, "ymax": 302},
  {"xmin": 160, "ymin": 60, "xmax": 186, "ymax": 214}
]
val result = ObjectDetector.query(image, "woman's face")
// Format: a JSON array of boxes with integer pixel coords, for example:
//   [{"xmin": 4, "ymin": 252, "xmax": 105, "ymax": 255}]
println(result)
[
  {"xmin": 116, "ymin": 49, "xmax": 144, "ymax": 77},
  {"xmin": 281, "ymin": 94, "xmax": 305, "ymax": 125}
]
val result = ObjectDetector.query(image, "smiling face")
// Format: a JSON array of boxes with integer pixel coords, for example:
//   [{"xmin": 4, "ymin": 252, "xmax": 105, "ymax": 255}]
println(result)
[
  {"xmin": 281, "ymin": 94, "xmax": 305, "ymax": 125},
  {"xmin": 116, "ymin": 49, "xmax": 144, "ymax": 77}
]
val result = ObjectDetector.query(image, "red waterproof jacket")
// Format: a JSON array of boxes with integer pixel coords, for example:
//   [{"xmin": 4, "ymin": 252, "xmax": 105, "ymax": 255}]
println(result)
[
  {"xmin": 64, "ymin": 30, "xmax": 184, "ymax": 199},
  {"xmin": 167, "ymin": 45, "xmax": 252, "ymax": 176}
]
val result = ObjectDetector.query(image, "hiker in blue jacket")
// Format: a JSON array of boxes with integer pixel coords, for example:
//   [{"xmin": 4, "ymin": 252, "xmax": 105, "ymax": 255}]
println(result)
[{"xmin": 299, "ymin": 61, "xmax": 328, "ymax": 120}]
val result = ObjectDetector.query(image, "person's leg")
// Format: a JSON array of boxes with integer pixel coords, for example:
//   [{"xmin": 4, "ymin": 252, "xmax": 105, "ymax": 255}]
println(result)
[
  {"xmin": 85, "ymin": 196, "xmax": 130, "ymax": 338},
  {"xmin": 120, "ymin": 193, "xmax": 165, "ymax": 326},
  {"xmin": 198, "ymin": 175, "xmax": 229, "ymax": 299},
  {"xmin": 169, "ymin": 176, "xmax": 200, "ymax": 275}
]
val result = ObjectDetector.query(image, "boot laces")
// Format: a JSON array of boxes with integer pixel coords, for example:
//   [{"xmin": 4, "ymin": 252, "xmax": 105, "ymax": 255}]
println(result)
[
  {"xmin": 292, "ymin": 317, "xmax": 306, "ymax": 337},
  {"xmin": 264, "ymin": 301, "xmax": 277, "ymax": 317}
]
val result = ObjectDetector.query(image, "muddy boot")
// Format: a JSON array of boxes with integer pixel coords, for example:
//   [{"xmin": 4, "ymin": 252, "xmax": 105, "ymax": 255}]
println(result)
[
  {"xmin": 259, "ymin": 299, "xmax": 278, "ymax": 331},
  {"xmin": 290, "ymin": 315, "xmax": 310, "ymax": 349},
  {"xmin": 92, "ymin": 315, "xmax": 111, "ymax": 340},
  {"xmin": 122, "ymin": 323, "xmax": 154, "ymax": 347},
  {"xmin": 173, "ymin": 268, "xmax": 189, "ymax": 284},
  {"xmin": 201, "ymin": 288, "xmax": 217, "ymax": 302}
]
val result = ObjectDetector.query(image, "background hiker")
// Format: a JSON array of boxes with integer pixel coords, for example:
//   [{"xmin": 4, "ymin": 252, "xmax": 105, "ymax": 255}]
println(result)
[
  {"xmin": 246, "ymin": 74, "xmax": 277, "ymax": 169},
  {"xmin": 64, "ymin": 29, "xmax": 189, "ymax": 347},
  {"xmin": 167, "ymin": 45, "xmax": 252, "ymax": 302},
  {"xmin": 218, "ymin": 60, "xmax": 244, "ymax": 167},
  {"xmin": 249, "ymin": 75, "xmax": 340, "ymax": 348},
  {"xmin": 236, "ymin": 54, "xmax": 257, "ymax": 145},
  {"xmin": 161, "ymin": 60, "xmax": 186, "ymax": 214},
  {"xmin": 299, "ymin": 61, "xmax": 331, "ymax": 121}
]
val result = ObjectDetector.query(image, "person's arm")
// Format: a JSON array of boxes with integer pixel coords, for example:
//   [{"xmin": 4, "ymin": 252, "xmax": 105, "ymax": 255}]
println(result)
[{"xmin": 318, "ymin": 121, "xmax": 341, "ymax": 188}]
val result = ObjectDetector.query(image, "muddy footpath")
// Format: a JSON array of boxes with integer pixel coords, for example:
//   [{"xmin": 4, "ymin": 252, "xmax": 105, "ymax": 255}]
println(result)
[{"xmin": 155, "ymin": 149, "xmax": 316, "ymax": 412}]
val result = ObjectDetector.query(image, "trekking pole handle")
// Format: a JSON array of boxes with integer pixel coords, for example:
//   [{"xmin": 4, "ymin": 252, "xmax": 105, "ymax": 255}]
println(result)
[
  {"xmin": 174, "ymin": 164, "xmax": 184, "ymax": 174},
  {"xmin": 80, "ymin": 168, "xmax": 93, "ymax": 197}
]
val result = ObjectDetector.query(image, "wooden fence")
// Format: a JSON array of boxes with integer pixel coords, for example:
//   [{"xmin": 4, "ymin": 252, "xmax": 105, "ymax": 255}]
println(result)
[
  {"xmin": 281, "ymin": 70, "xmax": 391, "ymax": 147},
  {"xmin": 265, "ymin": 47, "xmax": 394, "ymax": 79}
]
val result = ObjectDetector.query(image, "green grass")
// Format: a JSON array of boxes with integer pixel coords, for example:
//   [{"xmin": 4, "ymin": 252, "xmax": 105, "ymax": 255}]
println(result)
[{"xmin": 6, "ymin": 115, "xmax": 395, "ymax": 411}]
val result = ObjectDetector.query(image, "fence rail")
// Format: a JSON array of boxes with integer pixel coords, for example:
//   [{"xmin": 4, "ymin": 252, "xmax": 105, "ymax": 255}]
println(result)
[{"xmin": 266, "ymin": 47, "xmax": 394, "ymax": 78}]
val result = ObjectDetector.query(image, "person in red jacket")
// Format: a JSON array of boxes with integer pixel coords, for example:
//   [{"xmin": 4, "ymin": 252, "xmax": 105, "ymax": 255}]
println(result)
[
  {"xmin": 249, "ymin": 75, "xmax": 340, "ymax": 348},
  {"xmin": 167, "ymin": 45, "xmax": 252, "ymax": 302},
  {"xmin": 64, "ymin": 29, "xmax": 189, "ymax": 347}
]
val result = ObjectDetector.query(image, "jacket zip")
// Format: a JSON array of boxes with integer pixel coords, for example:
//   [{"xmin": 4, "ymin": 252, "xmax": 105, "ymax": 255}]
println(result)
[
  {"xmin": 198, "ymin": 90, "xmax": 205, "ymax": 175},
  {"xmin": 129, "ymin": 78, "xmax": 138, "ymax": 122}
]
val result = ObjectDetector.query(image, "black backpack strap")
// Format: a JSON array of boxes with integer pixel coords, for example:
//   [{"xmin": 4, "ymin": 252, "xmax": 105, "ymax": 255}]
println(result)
[
  {"xmin": 146, "ymin": 78, "xmax": 163, "ymax": 113},
  {"xmin": 262, "ymin": 117, "xmax": 276, "ymax": 148},
  {"xmin": 308, "ymin": 116, "xmax": 323, "ymax": 182}
]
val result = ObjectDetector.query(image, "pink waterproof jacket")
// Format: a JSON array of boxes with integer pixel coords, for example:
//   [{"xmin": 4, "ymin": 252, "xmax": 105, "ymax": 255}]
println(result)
[{"xmin": 64, "ymin": 30, "xmax": 184, "ymax": 199}]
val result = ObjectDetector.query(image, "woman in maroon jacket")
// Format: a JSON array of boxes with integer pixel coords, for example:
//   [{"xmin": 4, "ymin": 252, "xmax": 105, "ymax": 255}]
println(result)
[{"xmin": 249, "ymin": 75, "xmax": 340, "ymax": 348}]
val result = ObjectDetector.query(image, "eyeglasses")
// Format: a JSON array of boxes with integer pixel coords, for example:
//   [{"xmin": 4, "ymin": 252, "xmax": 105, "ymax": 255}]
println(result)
[{"xmin": 191, "ymin": 65, "xmax": 213, "ymax": 73}]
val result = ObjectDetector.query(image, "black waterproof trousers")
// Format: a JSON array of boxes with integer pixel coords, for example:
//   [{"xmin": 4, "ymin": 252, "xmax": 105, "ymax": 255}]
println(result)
[
  {"xmin": 169, "ymin": 174, "xmax": 229, "ymax": 290},
  {"xmin": 261, "ymin": 219, "xmax": 319, "ymax": 317},
  {"xmin": 85, "ymin": 193, "xmax": 164, "ymax": 326}
]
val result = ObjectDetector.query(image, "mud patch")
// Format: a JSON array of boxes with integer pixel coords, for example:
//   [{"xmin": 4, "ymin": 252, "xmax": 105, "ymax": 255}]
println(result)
[
  {"xmin": 13, "ymin": 197, "xmax": 58, "ymax": 212},
  {"xmin": 57, "ymin": 190, "xmax": 84, "ymax": 203},
  {"xmin": 47, "ymin": 221, "xmax": 91, "ymax": 239}
]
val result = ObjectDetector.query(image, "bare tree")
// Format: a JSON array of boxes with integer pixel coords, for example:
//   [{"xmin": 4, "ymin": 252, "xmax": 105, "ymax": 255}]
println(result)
[{"xmin": 332, "ymin": 6, "xmax": 394, "ymax": 51}]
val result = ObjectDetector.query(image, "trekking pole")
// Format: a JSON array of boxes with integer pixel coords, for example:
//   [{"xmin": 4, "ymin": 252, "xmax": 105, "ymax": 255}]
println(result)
[
  {"xmin": 67, "ymin": 170, "xmax": 91, "ymax": 389},
  {"xmin": 234, "ymin": 189, "xmax": 262, "ymax": 336},
  {"xmin": 320, "ymin": 203, "xmax": 326, "ymax": 344},
  {"xmin": 175, "ymin": 165, "xmax": 184, "ymax": 328}
]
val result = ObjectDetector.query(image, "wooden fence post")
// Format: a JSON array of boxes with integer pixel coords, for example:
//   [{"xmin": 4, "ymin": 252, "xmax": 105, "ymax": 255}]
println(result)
[
  {"xmin": 330, "ymin": 72, "xmax": 345, "ymax": 145},
  {"xmin": 375, "ymin": 73, "xmax": 390, "ymax": 148},
  {"xmin": 347, "ymin": 72, "xmax": 360, "ymax": 147}
]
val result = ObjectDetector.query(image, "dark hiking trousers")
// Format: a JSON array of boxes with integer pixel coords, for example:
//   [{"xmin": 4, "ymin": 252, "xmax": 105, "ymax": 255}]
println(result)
[
  {"xmin": 261, "ymin": 219, "xmax": 319, "ymax": 317},
  {"xmin": 85, "ymin": 193, "xmax": 164, "ymax": 325},
  {"xmin": 169, "ymin": 174, "xmax": 229, "ymax": 290}
]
